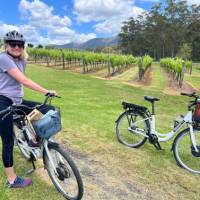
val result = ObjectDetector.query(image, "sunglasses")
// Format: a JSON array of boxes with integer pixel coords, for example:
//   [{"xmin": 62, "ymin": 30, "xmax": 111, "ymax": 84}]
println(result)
[{"xmin": 8, "ymin": 42, "xmax": 24, "ymax": 48}]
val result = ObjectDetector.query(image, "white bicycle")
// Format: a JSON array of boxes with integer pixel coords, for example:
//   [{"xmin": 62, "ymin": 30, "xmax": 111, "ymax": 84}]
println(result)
[
  {"xmin": 0, "ymin": 94, "xmax": 83, "ymax": 200},
  {"xmin": 116, "ymin": 92, "xmax": 200, "ymax": 174}
]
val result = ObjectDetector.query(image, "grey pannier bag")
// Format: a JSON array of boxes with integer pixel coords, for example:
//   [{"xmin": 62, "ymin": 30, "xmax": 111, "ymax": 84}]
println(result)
[{"xmin": 32, "ymin": 109, "xmax": 61, "ymax": 139}]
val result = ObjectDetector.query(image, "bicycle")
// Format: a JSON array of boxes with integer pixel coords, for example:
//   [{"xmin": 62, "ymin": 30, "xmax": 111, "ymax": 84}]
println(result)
[
  {"xmin": 115, "ymin": 92, "xmax": 200, "ymax": 174},
  {"xmin": 0, "ymin": 94, "xmax": 83, "ymax": 200}
]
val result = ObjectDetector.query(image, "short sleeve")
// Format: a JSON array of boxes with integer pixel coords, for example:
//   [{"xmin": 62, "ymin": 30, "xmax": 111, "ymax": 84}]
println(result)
[{"xmin": 0, "ymin": 53, "xmax": 17, "ymax": 72}]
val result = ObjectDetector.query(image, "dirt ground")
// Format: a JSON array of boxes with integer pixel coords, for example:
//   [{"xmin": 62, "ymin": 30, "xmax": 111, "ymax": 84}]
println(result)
[
  {"xmin": 59, "ymin": 144, "xmax": 163, "ymax": 200},
  {"xmin": 162, "ymin": 69, "xmax": 198, "ymax": 95},
  {"xmin": 133, "ymin": 66, "xmax": 152, "ymax": 86},
  {"xmin": 34, "ymin": 139, "xmax": 163, "ymax": 200}
]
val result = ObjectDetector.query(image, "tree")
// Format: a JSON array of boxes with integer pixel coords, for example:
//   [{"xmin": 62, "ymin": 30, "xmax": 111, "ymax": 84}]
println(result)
[
  {"xmin": 37, "ymin": 44, "xmax": 43, "ymax": 48},
  {"xmin": 187, "ymin": 5, "xmax": 200, "ymax": 61},
  {"xmin": 176, "ymin": 43, "xmax": 192, "ymax": 60},
  {"xmin": 27, "ymin": 43, "xmax": 34, "ymax": 48},
  {"xmin": 118, "ymin": 0, "xmax": 199, "ymax": 61}
]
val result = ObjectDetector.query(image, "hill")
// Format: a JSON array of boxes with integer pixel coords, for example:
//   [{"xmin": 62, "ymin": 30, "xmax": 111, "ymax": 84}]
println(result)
[{"xmin": 51, "ymin": 36, "xmax": 118, "ymax": 50}]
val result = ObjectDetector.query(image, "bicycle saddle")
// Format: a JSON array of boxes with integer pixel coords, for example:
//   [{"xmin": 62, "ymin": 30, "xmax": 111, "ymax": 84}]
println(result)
[{"xmin": 144, "ymin": 96, "xmax": 160, "ymax": 102}]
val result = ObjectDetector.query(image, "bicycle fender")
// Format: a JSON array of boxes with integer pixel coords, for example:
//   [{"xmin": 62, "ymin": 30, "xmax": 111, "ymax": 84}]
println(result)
[
  {"xmin": 115, "ymin": 110, "xmax": 129, "ymax": 123},
  {"xmin": 115, "ymin": 109, "xmax": 149, "ymax": 123},
  {"xmin": 43, "ymin": 141, "xmax": 60, "ymax": 168},
  {"xmin": 48, "ymin": 141, "xmax": 60, "ymax": 148}
]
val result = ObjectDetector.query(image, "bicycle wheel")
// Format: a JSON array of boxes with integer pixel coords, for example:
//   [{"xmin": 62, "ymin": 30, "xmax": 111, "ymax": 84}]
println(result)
[
  {"xmin": 116, "ymin": 110, "xmax": 149, "ymax": 148},
  {"xmin": 173, "ymin": 128, "xmax": 200, "ymax": 174},
  {"xmin": 44, "ymin": 144, "xmax": 83, "ymax": 200}
]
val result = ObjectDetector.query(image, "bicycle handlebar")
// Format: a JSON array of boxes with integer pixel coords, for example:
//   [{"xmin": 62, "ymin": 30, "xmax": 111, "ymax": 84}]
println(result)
[
  {"xmin": 0, "ymin": 94, "xmax": 61, "ymax": 118},
  {"xmin": 43, "ymin": 93, "xmax": 61, "ymax": 105},
  {"xmin": 180, "ymin": 92, "xmax": 200, "ymax": 109},
  {"xmin": 0, "ymin": 104, "xmax": 35, "ymax": 119},
  {"xmin": 181, "ymin": 92, "xmax": 198, "ymax": 98}
]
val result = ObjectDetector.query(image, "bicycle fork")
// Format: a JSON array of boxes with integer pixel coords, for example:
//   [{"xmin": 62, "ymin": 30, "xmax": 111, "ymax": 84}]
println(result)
[
  {"xmin": 184, "ymin": 111, "xmax": 199, "ymax": 153},
  {"xmin": 44, "ymin": 140, "xmax": 59, "ymax": 176},
  {"xmin": 44, "ymin": 140, "xmax": 66, "ymax": 176},
  {"xmin": 189, "ymin": 125, "xmax": 199, "ymax": 152}
]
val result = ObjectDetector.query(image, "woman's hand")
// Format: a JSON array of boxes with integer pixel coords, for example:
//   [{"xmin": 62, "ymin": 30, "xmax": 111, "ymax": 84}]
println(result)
[{"xmin": 45, "ymin": 90, "xmax": 58, "ymax": 96}]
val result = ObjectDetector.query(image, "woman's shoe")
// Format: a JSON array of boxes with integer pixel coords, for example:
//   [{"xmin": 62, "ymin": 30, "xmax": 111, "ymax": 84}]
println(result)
[{"xmin": 7, "ymin": 176, "xmax": 32, "ymax": 188}]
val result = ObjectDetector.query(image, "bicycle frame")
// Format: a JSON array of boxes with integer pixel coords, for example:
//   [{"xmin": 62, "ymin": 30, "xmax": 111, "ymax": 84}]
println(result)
[{"xmin": 130, "ymin": 110, "xmax": 199, "ymax": 152}]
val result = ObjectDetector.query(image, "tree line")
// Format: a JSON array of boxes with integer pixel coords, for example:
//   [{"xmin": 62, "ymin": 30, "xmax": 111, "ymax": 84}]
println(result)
[{"xmin": 118, "ymin": 0, "xmax": 200, "ymax": 61}]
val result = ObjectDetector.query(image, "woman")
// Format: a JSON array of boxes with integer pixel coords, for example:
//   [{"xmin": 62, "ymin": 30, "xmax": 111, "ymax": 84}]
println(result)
[{"xmin": 0, "ymin": 30, "xmax": 56, "ymax": 188}]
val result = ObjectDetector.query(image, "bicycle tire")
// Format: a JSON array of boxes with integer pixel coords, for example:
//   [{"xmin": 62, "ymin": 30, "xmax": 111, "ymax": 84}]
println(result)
[
  {"xmin": 44, "ymin": 144, "xmax": 83, "ymax": 200},
  {"xmin": 173, "ymin": 128, "xmax": 200, "ymax": 174},
  {"xmin": 116, "ymin": 110, "xmax": 149, "ymax": 148}
]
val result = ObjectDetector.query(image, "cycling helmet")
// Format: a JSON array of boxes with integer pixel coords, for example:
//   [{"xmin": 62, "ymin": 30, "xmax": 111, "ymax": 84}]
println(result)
[{"xmin": 4, "ymin": 30, "xmax": 25, "ymax": 43}]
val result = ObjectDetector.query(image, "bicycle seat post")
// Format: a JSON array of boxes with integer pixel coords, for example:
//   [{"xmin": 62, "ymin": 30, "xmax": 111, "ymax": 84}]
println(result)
[
  {"xmin": 152, "ymin": 101, "xmax": 155, "ymax": 115},
  {"xmin": 144, "ymin": 96, "xmax": 160, "ymax": 115}
]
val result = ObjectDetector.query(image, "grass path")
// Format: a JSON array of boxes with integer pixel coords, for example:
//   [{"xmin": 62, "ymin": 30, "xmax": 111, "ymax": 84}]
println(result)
[{"xmin": 185, "ymin": 66, "xmax": 200, "ymax": 90}]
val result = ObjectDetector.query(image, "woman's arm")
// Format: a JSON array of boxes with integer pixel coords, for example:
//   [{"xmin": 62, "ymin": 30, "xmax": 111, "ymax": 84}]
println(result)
[{"xmin": 8, "ymin": 68, "xmax": 49, "ymax": 94}]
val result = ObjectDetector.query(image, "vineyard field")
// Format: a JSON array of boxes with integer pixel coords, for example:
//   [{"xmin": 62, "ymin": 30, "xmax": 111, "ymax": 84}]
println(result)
[{"xmin": 1, "ymin": 63, "xmax": 199, "ymax": 200}]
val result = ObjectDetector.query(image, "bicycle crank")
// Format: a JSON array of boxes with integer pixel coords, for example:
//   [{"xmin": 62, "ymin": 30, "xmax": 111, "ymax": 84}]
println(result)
[{"xmin": 149, "ymin": 134, "xmax": 162, "ymax": 150}]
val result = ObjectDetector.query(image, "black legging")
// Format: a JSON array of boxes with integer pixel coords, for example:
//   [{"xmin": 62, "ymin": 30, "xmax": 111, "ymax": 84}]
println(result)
[{"xmin": 0, "ymin": 95, "xmax": 54, "ymax": 168}]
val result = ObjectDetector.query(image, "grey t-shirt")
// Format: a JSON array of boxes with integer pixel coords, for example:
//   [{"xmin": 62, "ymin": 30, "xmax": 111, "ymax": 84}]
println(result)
[{"xmin": 0, "ymin": 52, "xmax": 26, "ymax": 104}]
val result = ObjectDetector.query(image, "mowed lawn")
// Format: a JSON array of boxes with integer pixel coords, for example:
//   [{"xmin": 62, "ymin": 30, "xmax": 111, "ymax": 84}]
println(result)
[{"xmin": 0, "ymin": 64, "xmax": 200, "ymax": 200}]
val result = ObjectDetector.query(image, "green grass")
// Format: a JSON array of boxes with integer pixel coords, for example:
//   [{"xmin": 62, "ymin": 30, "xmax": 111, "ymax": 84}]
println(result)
[
  {"xmin": 1, "ymin": 63, "xmax": 200, "ymax": 199},
  {"xmin": 185, "ymin": 67, "xmax": 200, "ymax": 90}
]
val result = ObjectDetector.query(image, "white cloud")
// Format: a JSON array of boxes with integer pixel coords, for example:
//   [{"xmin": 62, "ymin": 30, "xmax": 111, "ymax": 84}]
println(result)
[
  {"xmin": 73, "ymin": 0, "xmax": 145, "ymax": 34},
  {"xmin": 16, "ymin": 0, "xmax": 96, "ymax": 44},
  {"xmin": 74, "ymin": 33, "xmax": 97, "ymax": 43},
  {"xmin": 186, "ymin": 0, "xmax": 200, "ymax": 5},
  {"xmin": 73, "ymin": 0, "xmax": 135, "ymax": 23},
  {"xmin": 0, "ymin": 0, "xmax": 147, "ymax": 44},
  {"xmin": 19, "ymin": 0, "xmax": 72, "ymax": 29},
  {"xmin": 94, "ymin": 6, "xmax": 144, "ymax": 34},
  {"xmin": 140, "ymin": 0, "xmax": 160, "ymax": 2}
]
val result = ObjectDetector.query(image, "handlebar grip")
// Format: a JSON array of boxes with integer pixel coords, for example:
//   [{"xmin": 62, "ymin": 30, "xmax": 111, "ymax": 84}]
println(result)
[
  {"xmin": 43, "ymin": 93, "xmax": 61, "ymax": 105},
  {"xmin": 45, "ymin": 92, "xmax": 60, "ymax": 97},
  {"xmin": 45, "ymin": 92, "xmax": 54, "ymax": 97},
  {"xmin": 181, "ymin": 92, "xmax": 188, "ymax": 96},
  {"xmin": 181, "ymin": 92, "xmax": 196, "ymax": 97}
]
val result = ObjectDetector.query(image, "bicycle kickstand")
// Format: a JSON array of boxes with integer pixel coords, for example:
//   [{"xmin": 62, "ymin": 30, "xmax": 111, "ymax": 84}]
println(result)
[
  {"xmin": 154, "ymin": 142, "xmax": 162, "ymax": 150},
  {"xmin": 26, "ymin": 156, "xmax": 36, "ymax": 175}
]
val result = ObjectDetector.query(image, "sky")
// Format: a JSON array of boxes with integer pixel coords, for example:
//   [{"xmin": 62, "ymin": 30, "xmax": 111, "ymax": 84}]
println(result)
[{"xmin": 0, "ymin": 0, "xmax": 198, "ymax": 45}]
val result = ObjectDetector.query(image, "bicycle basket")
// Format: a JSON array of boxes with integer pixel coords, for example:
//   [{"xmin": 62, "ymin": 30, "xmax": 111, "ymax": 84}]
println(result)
[
  {"xmin": 193, "ymin": 103, "xmax": 200, "ymax": 123},
  {"xmin": 32, "ymin": 109, "xmax": 61, "ymax": 139}
]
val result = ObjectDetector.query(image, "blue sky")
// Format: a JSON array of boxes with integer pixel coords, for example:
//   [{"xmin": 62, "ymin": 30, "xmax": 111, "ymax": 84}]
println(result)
[{"xmin": 0, "ymin": 0, "xmax": 197, "ymax": 45}]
